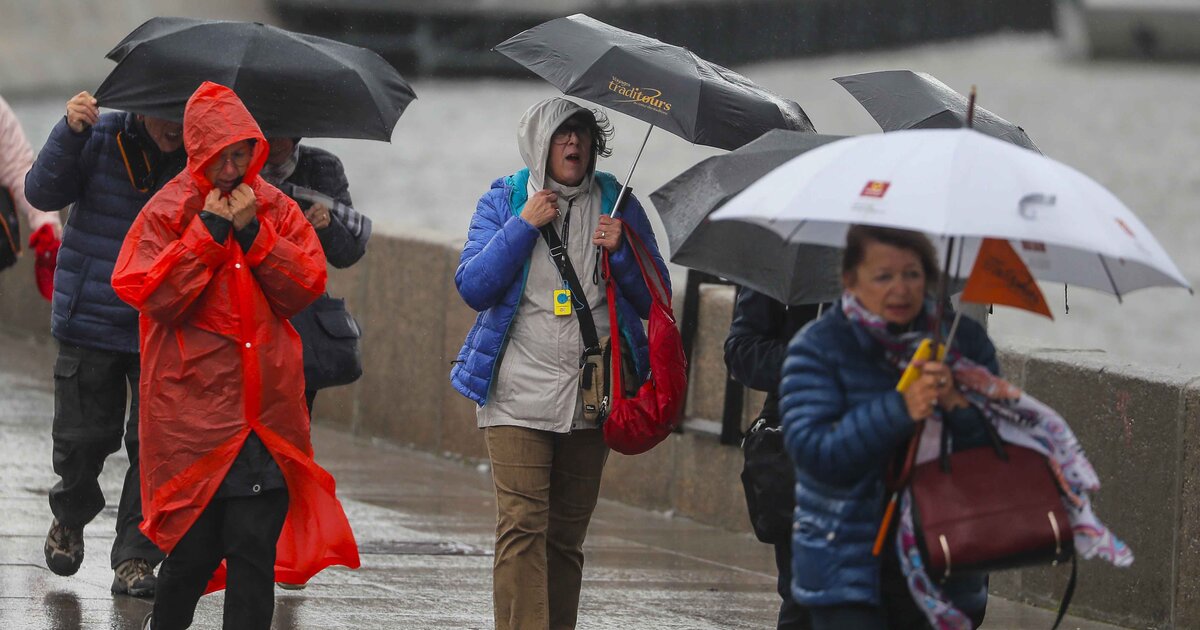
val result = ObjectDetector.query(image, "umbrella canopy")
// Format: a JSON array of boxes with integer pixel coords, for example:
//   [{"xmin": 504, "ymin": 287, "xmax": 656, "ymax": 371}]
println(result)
[
  {"xmin": 94, "ymin": 17, "xmax": 416, "ymax": 140},
  {"xmin": 834, "ymin": 70, "xmax": 1040, "ymax": 153},
  {"xmin": 494, "ymin": 13, "xmax": 814, "ymax": 151},
  {"xmin": 650, "ymin": 129, "xmax": 846, "ymax": 304},
  {"xmin": 710, "ymin": 128, "xmax": 1190, "ymax": 299}
]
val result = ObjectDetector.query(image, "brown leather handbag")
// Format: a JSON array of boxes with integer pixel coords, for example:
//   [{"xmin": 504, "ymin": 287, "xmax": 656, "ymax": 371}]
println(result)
[
  {"xmin": 910, "ymin": 440, "xmax": 1073, "ymax": 581},
  {"xmin": 903, "ymin": 419, "xmax": 1078, "ymax": 629}
]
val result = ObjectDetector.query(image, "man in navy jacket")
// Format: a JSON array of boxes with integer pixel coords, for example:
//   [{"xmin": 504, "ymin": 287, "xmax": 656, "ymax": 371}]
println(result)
[
  {"xmin": 24, "ymin": 90, "xmax": 185, "ymax": 598},
  {"xmin": 725, "ymin": 287, "xmax": 821, "ymax": 630}
]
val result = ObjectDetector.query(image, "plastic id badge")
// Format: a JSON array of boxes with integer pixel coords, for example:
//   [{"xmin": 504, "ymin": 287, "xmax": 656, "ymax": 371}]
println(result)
[{"xmin": 554, "ymin": 289, "xmax": 573, "ymax": 316}]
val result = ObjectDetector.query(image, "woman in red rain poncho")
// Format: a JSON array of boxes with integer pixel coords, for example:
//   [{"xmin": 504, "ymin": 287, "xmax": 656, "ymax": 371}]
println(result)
[{"xmin": 113, "ymin": 82, "xmax": 359, "ymax": 630}]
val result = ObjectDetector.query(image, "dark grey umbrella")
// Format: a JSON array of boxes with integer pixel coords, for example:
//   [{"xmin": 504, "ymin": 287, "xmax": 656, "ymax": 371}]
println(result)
[
  {"xmin": 834, "ymin": 70, "xmax": 1040, "ymax": 152},
  {"xmin": 495, "ymin": 13, "xmax": 814, "ymax": 151},
  {"xmin": 650, "ymin": 130, "xmax": 846, "ymax": 304},
  {"xmin": 94, "ymin": 17, "xmax": 416, "ymax": 140},
  {"xmin": 495, "ymin": 14, "xmax": 815, "ymax": 215}
]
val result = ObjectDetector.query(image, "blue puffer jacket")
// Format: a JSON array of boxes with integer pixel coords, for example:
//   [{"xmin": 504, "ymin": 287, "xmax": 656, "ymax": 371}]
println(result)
[
  {"xmin": 24, "ymin": 113, "xmax": 184, "ymax": 353},
  {"xmin": 779, "ymin": 302, "xmax": 997, "ymax": 611},
  {"xmin": 450, "ymin": 168, "xmax": 668, "ymax": 406}
]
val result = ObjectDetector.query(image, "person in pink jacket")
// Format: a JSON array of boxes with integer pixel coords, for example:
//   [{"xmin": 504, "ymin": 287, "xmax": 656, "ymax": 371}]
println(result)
[
  {"xmin": 0, "ymin": 93, "xmax": 61, "ymax": 300},
  {"xmin": 0, "ymin": 94, "xmax": 62, "ymax": 238}
]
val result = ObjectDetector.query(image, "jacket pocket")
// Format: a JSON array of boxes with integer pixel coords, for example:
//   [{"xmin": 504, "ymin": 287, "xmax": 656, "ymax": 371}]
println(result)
[
  {"xmin": 791, "ymin": 511, "xmax": 841, "ymax": 594},
  {"xmin": 51, "ymin": 353, "xmax": 83, "ymax": 437}
]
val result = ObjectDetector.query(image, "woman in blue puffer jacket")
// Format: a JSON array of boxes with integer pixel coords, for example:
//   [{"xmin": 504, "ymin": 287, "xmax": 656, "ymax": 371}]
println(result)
[
  {"xmin": 779, "ymin": 225, "xmax": 994, "ymax": 629},
  {"xmin": 450, "ymin": 97, "xmax": 668, "ymax": 630}
]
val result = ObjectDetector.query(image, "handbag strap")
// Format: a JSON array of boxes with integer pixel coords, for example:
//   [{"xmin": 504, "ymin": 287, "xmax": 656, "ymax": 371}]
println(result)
[
  {"xmin": 540, "ymin": 225, "xmax": 602, "ymax": 362},
  {"xmin": 598, "ymin": 216, "xmax": 669, "ymax": 402},
  {"xmin": 1050, "ymin": 554, "xmax": 1077, "ymax": 630},
  {"xmin": 615, "ymin": 217, "xmax": 672, "ymax": 310}
]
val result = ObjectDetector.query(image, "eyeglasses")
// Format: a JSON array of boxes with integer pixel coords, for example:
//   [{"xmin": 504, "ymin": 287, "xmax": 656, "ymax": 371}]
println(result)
[
  {"xmin": 551, "ymin": 120, "xmax": 592, "ymax": 144},
  {"xmin": 212, "ymin": 148, "xmax": 252, "ymax": 169}
]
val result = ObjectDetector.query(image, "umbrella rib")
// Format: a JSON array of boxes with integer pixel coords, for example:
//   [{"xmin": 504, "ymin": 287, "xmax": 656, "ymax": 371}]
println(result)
[
  {"xmin": 1098, "ymin": 254, "xmax": 1123, "ymax": 303},
  {"xmin": 782, "ymin": 219, "xmax": 808, "ymax": 244}
]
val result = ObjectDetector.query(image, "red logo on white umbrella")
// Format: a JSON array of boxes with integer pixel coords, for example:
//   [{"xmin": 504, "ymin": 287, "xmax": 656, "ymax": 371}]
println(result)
[{"xmin": 861, "ymin": 181, "xmax": 890, "ymax": 198}]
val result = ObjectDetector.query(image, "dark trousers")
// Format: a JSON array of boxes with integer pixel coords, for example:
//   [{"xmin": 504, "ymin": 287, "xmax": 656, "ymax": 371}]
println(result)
[
  {"xmin": 773, "ymin": 541, "xmax": 813, "ymax": 630},
  {"xmin": 49, "ymin": 342, "xmax": 162, "ymax": 569},
  {"xmin": 152, "ymin": 489, "xmax": 289, "ymax": 630}
]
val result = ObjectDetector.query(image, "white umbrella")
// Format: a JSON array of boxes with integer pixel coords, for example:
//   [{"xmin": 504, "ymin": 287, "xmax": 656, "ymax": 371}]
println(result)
[{"xmin": 710, "ymin": 128, "xmax": 1191, "ymax": 299}]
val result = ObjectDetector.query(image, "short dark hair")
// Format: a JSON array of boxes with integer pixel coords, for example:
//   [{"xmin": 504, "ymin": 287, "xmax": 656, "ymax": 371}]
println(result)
[
  {"xmin": 842, "ymin": 225, "xmax": 940, "ymax": 287},
  {"xmin": 564, "ymin": 109, "xmax": 614, "ymax": 165}
]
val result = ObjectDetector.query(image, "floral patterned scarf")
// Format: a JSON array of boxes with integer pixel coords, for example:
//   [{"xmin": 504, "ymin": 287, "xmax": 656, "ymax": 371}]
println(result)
[{"xmin": 841, "ymin": 292, "xmax": 1133, "ymax": 630}]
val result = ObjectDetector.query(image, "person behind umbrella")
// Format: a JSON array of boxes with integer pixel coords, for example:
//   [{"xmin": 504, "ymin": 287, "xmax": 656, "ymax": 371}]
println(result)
[
  {"xmin": 112, "ymin": 81, "xmax": 359, "ymax": 630},
  {"xmin": 24, "ymin": 89, "xmax": 185, "ymax": 598},
  {"xmin": 779, "ymin": 226, "xmax": 991, "ymax": 630},
  {"xmin": 261, "ymin": 136, "xmax": 371, "ymax": 413},
  {"xmin": 724, "ymin": 288, "xmax": 820, "ymax": 630},
  {"xmin": 451, "ymin": 97, "xmax": 669, "ymax": 630}
]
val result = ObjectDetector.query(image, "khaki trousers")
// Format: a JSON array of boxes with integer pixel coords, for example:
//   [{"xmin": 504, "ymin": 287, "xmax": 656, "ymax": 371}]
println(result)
[{"xmin": 485, "ymin": 426, "xmax": 609, "ymax": 630}]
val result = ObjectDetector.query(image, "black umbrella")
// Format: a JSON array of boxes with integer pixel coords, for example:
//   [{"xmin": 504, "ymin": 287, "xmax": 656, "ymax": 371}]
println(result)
[
  {"xmin": 495, "ymin": 13, "xmax": 814, "ymax": 213},
  {"xmin": 834, "ymin": 70, "xmax": 1040, "ymax": 153},
  {"xmin": 94, "ymin": 17, "xmax": 416, "ymax": 140},
  {"xmin": 650, "ymin": 130, "xmax": 847, "ymax": 304}
]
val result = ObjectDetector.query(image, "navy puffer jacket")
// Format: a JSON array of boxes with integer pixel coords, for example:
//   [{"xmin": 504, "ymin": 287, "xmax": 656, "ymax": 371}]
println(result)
[
  {"xmin": 779, "ymin": 302, "xmax": 996, "ymax": 611},
  {"xmin": 25, "ymin": 113, "xmax": 184, "ymax": 353}
]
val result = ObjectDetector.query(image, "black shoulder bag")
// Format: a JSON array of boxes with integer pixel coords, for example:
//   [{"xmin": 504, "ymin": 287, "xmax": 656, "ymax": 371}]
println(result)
[
  {"xmin": 290, "ymin": 294, "xmax": 363, "ymax": 390},
  {"xmin": 0, "ymin": 187, "xmax": 21, "ymax": 271}
]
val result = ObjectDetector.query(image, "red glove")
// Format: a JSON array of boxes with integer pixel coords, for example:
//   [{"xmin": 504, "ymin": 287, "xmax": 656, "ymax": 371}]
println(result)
[{"xmin": 29, "ymin": 224, "xmax": 58, "ymax": 302}]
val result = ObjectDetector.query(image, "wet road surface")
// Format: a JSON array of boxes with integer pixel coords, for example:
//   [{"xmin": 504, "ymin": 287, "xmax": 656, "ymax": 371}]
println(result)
[{"xmin": 0, "ymin": 329, "xmax": 1125, "ymax": 629}]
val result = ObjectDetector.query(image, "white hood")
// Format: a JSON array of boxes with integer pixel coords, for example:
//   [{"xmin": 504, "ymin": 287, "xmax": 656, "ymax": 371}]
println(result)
[{"xmin": 517, "ymin": 97, "xmax": 589, "ymax": 191}]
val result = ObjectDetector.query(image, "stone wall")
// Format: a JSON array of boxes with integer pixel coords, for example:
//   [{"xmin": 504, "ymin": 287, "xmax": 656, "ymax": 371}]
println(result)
[{"xmin": 2, "ymin": 225, "xmax": 1196, "ymax": 628}]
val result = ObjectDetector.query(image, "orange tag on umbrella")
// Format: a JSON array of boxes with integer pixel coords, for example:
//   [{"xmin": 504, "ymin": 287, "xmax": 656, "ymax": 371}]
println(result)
[{"xmin": 962, "ymin": 238, "xmax": 1053, "ymax": 319}]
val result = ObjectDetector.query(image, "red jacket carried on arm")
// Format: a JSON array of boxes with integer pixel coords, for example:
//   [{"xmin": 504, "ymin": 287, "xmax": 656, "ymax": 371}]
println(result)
[{"xmin": 112, "ymin": 82, "xmax": 359, "ymax": 589}]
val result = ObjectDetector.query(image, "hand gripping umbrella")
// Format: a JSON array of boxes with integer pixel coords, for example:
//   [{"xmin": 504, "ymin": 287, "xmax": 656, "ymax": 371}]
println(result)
[
  {"xmin": 495, "ymin": 13, "xmax": 814, "ymax": 214},
  {"xmin": 650, "ymin": 129, "xmax": 846, "ymax": 304},
  {"xmin": 834, "ymin": 70, "xmax": 1040, "ymax": 153},
  {"xmin": 94, "ymin": 17, "xmax": 416, "ymax": 140}
]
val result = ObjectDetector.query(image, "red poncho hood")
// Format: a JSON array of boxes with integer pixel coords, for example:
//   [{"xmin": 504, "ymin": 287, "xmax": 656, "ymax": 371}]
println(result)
[{"xmin": 184, "ymin": 81, "xmax": 269, "ymax": 195}]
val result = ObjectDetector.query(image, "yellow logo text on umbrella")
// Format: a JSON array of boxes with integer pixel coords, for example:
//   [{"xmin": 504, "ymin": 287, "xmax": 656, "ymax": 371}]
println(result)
[{"xmin": 962, "ymin": 238, "xmax": 1053, "ymax": 319}]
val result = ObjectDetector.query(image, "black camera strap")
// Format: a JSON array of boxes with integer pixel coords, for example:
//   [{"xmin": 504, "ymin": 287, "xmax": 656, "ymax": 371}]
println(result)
[{"xmin": 540, "ymin": 224, "xmax": 601, "ymax": 364}]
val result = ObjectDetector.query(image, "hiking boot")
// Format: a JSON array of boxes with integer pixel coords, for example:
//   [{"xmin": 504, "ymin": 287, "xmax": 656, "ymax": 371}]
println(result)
[
  {"xmin": 44, "ymin": 519, "xmax": 84, "ymax": 576},
  {"xmin": 111, "ymin": 558, "xmax": 156, "ymax": 598}
]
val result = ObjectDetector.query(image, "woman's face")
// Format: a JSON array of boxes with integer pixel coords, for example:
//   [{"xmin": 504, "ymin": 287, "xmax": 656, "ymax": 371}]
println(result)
[
  {"xmin": 546, "ymin": 117, "xmax": 592, "ymax": 186},
  {"xmin": 844, "ymin": 240, "xmax": 928, "ymax": 326}
]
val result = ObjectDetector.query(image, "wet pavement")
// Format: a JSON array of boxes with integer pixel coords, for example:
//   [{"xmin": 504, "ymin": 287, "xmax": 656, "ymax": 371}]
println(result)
[{"xmin": 0, "ymin": 329, "xmax": 1126, "ymax": 629}]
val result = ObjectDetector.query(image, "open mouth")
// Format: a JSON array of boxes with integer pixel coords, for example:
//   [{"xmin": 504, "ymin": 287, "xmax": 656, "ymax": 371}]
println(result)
[{"xmin": 564, "ymin": 152, "xmax": 581, "ymax": 164}]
